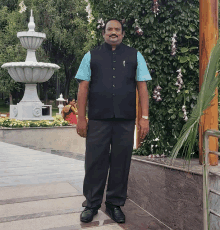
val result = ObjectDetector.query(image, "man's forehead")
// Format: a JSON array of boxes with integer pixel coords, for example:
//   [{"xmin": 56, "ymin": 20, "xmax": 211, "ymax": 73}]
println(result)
[{"xmin": 106, "ymin": 21, "xmax": 122, "ymax": 29}]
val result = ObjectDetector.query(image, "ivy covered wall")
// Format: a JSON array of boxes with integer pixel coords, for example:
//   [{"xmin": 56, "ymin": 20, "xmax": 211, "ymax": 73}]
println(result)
[{"xmin": 87, "ymin": 0, "xmax": 200, "ymax": 157}]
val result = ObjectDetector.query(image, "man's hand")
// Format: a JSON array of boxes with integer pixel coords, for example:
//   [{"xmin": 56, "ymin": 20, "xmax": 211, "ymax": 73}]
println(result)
[
  {"xmin": 76, "ymin": 117, "xmax": 88, "ymax": 138},
  {"xmin": 138, "ymin": 118, "xmax": 150, "ymax": 140}
]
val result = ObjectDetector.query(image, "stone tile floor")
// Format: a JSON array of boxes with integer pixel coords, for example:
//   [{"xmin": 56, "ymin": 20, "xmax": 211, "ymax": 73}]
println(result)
[{"xmin": 0, "ymin": 141, "xmax": 172, "ymax": 230}]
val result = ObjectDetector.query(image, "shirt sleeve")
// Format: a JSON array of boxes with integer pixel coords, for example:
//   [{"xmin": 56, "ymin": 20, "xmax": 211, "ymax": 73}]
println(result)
[
  {"xmin": 136, "ymin": 51, "xmax": 152, "ymax": 81},
  {"xmin": 75, "ymin": 51, "xmax": 91, "ymax": 81}
]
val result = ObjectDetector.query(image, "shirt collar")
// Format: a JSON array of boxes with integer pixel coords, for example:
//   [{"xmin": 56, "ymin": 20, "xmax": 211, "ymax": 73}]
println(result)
[{"xmin": 104, "ymin": 42, "xmax": 122, "ymax": 51}]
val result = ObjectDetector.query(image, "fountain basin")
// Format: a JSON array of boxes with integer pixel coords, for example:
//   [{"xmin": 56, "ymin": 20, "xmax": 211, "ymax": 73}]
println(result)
[
  {"xmin": 1, "ymin": 62, "xmax": 60, "ymax": 83},
  {"xmin": 17, "ymin": 31, "xmax": 46, "ymax": 50}
]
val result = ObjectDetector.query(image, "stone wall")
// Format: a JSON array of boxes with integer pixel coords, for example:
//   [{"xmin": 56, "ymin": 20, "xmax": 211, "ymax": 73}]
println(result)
[{"xmin": 0, "ymin": 126, "xmax": 86, "ymax": 154}]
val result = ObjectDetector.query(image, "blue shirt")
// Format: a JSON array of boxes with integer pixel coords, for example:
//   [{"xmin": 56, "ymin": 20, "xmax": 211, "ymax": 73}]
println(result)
[{"xmin": 75, "ymin": 51, "xmax": 152, "ymax": 81}]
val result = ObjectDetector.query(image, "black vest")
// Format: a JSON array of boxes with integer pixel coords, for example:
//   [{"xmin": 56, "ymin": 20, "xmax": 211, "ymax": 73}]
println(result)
[{"xmin": 88, "ymin": 42, "xmax": 137, "ymax": 120}]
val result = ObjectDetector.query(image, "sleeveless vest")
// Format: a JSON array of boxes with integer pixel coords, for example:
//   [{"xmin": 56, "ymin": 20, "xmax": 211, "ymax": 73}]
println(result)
[{"xmin": 88, "ymin": 42, "xmax": 137, "ymax": 120}]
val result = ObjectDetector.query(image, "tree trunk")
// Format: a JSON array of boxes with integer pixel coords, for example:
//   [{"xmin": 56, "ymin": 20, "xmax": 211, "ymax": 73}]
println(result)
[
  {"xmin": 64, "ymin": 77, "xmax": 71, "ymax": 99},
  {"xmin": 64, "ymin": 65, "xmax": 74, "ymax": 99},
  {"xmin": 15, "ymin": 91, "xmax": 18, "ymax": 104},
  {"xmin": 43, "ymin": 82, "xmax": 48, "ymax": 104},
  {"xmin": 9, "ymin": 93, "xmax": 13, "ymax": 105},
  {"xmin": 56, "ymin": 74, "xmax": 60, "ymax": 99},
  {"xmin": 73, "ymin": 78, "xmax": 79, "ymax": 100}
]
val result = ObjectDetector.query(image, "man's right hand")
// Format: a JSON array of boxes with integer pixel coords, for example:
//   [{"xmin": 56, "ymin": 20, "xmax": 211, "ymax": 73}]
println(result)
[{"xmin": 76, "ymin": 117, "xmax": 88, "ymax": 138}]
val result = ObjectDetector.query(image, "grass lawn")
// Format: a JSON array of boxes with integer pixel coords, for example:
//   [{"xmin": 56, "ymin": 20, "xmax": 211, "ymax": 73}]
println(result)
[{"xmin": 52, "ymin": 108, "xmax": 59, "ymax": 116}]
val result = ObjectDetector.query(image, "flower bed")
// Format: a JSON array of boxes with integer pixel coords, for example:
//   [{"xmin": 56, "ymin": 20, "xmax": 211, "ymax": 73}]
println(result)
[{"xmin": 0, "ymin": 115, "xmax": 69, "ymax": 128}]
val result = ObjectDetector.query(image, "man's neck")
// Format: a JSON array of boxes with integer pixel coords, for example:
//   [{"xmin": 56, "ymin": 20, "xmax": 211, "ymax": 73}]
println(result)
[
  {"xmin": 112, "ymin": 45, "xmax": 116, "ymax": 51},
  {"xmin": 104, "ymin": 42, "xmax": 122, "ymax": 51}
]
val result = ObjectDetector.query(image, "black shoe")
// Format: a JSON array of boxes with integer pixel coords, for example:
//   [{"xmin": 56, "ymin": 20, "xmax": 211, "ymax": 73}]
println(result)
[
  {"xmin": 80, "ymin": 207, "xmax": 98, "ymax": 223},
  {"xmin": 105, "ymin": 205, "xmax": 125, "ymax": 223}
]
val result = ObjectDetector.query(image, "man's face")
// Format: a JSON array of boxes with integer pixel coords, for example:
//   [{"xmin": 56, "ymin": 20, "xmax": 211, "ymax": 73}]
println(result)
[{"xmin": 102, "ymin": 20, "xmax": 125, "ymax": 46}]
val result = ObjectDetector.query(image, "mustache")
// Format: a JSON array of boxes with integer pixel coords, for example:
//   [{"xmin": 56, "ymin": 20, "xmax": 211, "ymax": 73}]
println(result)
[{"xmin": 110, "ymin": 34, "xmax": 118, "ymax": 37}]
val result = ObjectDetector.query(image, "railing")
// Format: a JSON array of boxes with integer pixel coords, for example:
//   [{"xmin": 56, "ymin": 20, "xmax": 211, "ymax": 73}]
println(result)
[{"xmin": 203, "ymin": 129, "xmax": 220, "ymax": 230}]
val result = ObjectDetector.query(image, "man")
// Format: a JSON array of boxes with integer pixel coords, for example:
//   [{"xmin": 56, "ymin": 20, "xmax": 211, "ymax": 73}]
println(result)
[{"xmin": 75, "ymin": 19, "xmax": 151, "ymax": 224}]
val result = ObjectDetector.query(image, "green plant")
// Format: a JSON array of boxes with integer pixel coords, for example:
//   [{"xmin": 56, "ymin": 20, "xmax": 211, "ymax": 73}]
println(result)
[{"xmin": 170, "ymin": 39, "xmax": 220, "ymax": 164}]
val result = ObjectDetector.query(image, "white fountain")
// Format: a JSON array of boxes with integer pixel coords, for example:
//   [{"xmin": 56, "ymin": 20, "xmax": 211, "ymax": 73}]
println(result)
[{"xmin": 1, "ymin": 10, "xmax": 60, "ymax": 120}]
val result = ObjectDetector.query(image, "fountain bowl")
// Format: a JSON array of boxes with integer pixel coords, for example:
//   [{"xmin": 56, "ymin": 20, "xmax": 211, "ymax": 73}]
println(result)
[
  {"xmin": 1, "ymin": 62, "xmax": 60, "ymax": 83},
  {"xmin": 17, "ymin": 31, "xmax": 46, "ymax": 50}
]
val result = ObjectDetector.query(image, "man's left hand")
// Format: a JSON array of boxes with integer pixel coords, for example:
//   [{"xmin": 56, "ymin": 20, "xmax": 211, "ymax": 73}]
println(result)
[{"xmin": 138, "ymin": 118, "xmax": 150, "ymax": 140}]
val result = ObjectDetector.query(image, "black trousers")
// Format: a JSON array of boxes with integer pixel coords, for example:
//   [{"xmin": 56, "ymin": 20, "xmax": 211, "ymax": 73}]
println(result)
[{"xmin": 83, "ymin": 119, "xmax": 135, "ymax": 209}]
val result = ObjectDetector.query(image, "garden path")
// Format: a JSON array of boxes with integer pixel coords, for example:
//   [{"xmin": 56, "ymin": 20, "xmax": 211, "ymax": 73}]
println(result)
[{"xmin": 0, "ymin": 141, "xmax": 171, "ymax": 230}]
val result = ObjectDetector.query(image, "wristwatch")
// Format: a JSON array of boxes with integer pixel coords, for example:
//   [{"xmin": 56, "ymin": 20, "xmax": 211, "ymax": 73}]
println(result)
[{"xmin": 142, "ymin": 115, "xmax": 149, "ymax": 120}]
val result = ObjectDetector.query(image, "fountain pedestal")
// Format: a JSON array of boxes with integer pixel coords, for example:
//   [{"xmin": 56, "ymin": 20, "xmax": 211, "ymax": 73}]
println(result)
[{"xmin": 10, "ymin": 84, "xmax": 52, "ymax": 120}]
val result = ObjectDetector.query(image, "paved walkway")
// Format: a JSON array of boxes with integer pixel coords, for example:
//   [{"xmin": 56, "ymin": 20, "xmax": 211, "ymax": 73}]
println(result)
[{"xmin": 0, "ymin": 141, "xmax": 122, "ymax": 230}]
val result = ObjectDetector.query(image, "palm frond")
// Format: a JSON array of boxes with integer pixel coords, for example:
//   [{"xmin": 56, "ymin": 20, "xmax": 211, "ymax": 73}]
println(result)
[{"xmin": 170, "ymin": 38, "xmax": 220, "ymax": 165}]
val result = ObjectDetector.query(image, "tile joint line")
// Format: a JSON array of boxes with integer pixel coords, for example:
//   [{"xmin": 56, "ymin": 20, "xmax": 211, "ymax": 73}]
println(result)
[{"xmin": 128, "ymin": 198, "xmax": 173, "ymax": 230}]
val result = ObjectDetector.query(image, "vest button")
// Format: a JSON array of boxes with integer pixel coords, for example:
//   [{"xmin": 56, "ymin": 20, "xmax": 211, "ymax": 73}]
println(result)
[
  {"xmin": 113, "ymin": 53, "xmax": 116, "ymax": 54},
  {"xmin": 113, "ymin": 85, "xmax": 115, "ymax": 87},
  {"xmin": 113, "ymin": 94, "xmax": 115, "ymax": 96},
  {"xmin": 113, "ymin": 68, "xmax": 115, "ymax": 70},
  {"xmin": 113, "ymin": 61, "xmax": 116, "ymax": 63},
  {"xmin": 113, "ymin": 76, "xmax": 116, "ymax": 78}
]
